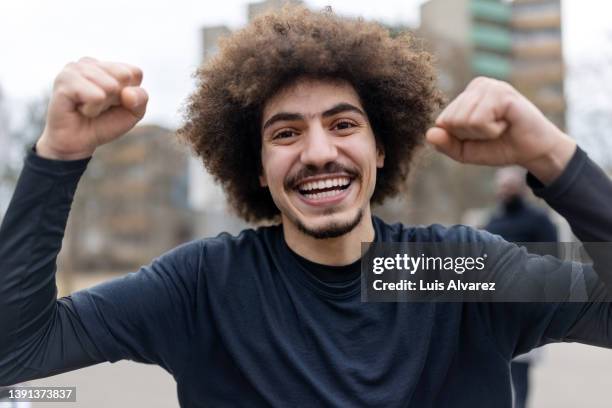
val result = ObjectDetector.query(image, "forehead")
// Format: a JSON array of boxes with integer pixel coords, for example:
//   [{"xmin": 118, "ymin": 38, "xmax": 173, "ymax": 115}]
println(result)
[
  {"xmin": 262, "ymin": 78, "xmax": 363, "ymax": 121},
  {"xmin": 495, "ymin": 168, "xmax": 524, "ymax": 187}
]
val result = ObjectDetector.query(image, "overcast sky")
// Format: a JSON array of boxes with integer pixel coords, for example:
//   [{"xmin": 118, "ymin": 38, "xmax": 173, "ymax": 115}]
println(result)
[{"xmin": 0, "ymin": 0, "xmax": 610, "ymax": 130}]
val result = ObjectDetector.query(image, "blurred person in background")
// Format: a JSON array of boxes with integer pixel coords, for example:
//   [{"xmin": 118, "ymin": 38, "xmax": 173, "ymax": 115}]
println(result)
[
  {"xmin": 1, "ymin": 6, "xmax": 611, "ymax": 407},
  {"xmin": 486, "ymin": 167, "xmax": 558, "ymax": 243},
  {"xmin": 485, "ymin": 167, "xmax": 558, "ymax": 408}
]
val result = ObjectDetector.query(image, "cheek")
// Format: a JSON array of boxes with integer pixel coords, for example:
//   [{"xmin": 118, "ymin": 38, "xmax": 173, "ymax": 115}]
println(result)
[
  {"xmin": 346, "ymin": 138, "xmax": 379, "ymax": 171},
  {"xmin": 262, "ymin": 150, "xmax": 293, "ymax": 191}
]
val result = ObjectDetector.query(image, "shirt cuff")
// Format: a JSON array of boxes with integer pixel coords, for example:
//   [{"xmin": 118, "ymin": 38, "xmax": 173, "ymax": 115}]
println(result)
[
  {"xmin": 26, "ymin": 144, "xmax": 91, "ymax": 178},
  {"xmin": 526, "ymin": 146, "xmax": 588, "ymax": 202}
]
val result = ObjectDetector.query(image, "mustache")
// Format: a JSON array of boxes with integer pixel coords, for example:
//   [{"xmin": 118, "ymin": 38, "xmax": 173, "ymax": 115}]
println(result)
[{"xmin": 285, "ymin": 162, "xmax": 360, "ymax": 190}]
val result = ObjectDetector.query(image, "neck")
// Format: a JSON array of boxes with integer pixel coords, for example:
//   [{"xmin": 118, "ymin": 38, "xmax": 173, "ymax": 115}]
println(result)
[
  {"xmin": 503, "ymin": 195, "xmax": 524, "ymax": 212},
  {"xmin": 282, "ymin": 209, "xmax": 375, "ymax": 266}
]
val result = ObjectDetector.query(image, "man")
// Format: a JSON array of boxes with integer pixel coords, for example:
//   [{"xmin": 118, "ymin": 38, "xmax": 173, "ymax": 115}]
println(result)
[
  {"xmin": 0, "ymin": 6, "xmax": 611, "ymax": 407},
  {"xmin": 486, "ymin": 167, "xmax": 558, "ymax": 244},
  {"xmin": 485, "ymin": 167, "xmax": 558, "ymax": 408}
]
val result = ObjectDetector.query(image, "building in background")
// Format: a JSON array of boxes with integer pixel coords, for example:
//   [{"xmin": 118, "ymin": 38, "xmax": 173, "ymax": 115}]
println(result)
[
  {"xmin": 511, "ymin": 0, "xmax": 564, "ymax": 129},
  {"xmin": 419, "ymin": 0, "xmax": 565, "ymax": 129},
  {"xmin": 190, "ymin": 0, "xmax": 301, "ymax": 237},
  {"xmin": 65, "ymin": 125, "xmax": 193, "ymax": 271},
  {"xmin": 381, "ymin": 0, "xmax": 567, "ymax": 227}
]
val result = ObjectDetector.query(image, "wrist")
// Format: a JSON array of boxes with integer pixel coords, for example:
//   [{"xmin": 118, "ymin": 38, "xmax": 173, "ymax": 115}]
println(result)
[
  {"xmin": 35, "ymin": 135, "xmax": 94, "ymax": 161},
  {"xmin": 523, "ymin": 132, "xmax": 577, "ymax": 185}
]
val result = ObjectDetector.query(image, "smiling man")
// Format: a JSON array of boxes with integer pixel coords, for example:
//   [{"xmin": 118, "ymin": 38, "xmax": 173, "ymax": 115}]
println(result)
[
  {"xmin": 259, "ymin": 78, "xmax": 383, "ymax": 262},
  {"xmin": 1, "ymin": 6, "xmax": 611, "ymax": 408}
]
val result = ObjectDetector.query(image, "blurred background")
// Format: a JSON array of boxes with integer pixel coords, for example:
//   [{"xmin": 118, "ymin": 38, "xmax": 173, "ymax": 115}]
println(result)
[{"xmin": 1, "ymin": 0, "xmax": 611, "ymax": 406}]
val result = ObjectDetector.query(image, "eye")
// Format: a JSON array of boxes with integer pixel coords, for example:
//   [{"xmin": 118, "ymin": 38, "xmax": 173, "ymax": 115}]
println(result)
[
  {"xmin": 273, "ymin": 130, "xmax": 297, "ymax": 140},
  {"xmin": 332, "ymin": 120, "xmax": 357, "ymax": 131}
]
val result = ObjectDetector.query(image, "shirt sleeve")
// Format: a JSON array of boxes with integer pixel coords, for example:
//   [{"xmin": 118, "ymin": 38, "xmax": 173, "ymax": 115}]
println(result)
[
  {"xmin": 0, "ymin": 148, "xmax": 200, "ymax": 386},
  {"xmin": 483, "ymin": 147, "xmax": 612, "ymax": 359}
]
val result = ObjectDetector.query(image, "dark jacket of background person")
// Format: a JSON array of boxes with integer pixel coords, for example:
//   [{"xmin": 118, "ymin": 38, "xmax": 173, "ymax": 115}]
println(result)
[{"xmin": 486, "ymin": 196, "xmax": 558, "ymax": 244}]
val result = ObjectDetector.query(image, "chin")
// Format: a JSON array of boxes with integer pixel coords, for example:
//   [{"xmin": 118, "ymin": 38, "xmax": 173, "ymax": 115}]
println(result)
[{"xmin": 294, "ymin": 208, "xmax": 364, "ymax": 240}]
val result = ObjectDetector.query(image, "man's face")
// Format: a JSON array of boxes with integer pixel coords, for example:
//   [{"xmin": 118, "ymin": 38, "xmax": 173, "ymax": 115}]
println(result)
[
  {"xmin": 495, "ymin": 167, "xmax": 525, "ymax": 202},
  {"xmin": 260, "ymin": 78, "xmax": 384, "ymax": 239}
]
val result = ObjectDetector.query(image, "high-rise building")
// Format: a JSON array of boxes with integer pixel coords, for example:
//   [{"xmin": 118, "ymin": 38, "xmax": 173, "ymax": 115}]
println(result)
[
  {"xmin": 419, "ymin": 0, "xmax": 565, "ymax": 129},
  {"xmin": 511, "ymin": 0, "xmax": 564, "ymax": 129}
]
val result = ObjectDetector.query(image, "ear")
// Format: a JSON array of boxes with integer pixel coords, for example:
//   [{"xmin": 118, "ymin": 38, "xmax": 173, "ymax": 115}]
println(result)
[
  {"xmin": 259, "ymin": 172, "xmax": 268, "ymax": 187},
  {"xmin": 376, "ymin": 145, "xmax": 385, "ymax": 168}
]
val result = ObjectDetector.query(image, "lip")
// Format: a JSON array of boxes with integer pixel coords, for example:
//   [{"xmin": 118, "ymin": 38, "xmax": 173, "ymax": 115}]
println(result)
[{"xmin": 295, "ymin": 179, "xmax": 355, "ymax": 207}]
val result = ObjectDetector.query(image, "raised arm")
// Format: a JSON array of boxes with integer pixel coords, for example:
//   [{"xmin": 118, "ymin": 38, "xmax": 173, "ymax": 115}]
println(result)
[
  {"xmin": 0, "ymin": 58, "xmax": 196, "ymax": 385},
  {"xmin": 427, "ymin": 77, "xmax": 611, "ymax": 354}
]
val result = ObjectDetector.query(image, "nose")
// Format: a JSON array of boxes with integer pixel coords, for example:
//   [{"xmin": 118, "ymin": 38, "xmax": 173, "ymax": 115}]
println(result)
[{"xmin": 300, "ymin": 123, "xmax": 338, "ymax": 168}]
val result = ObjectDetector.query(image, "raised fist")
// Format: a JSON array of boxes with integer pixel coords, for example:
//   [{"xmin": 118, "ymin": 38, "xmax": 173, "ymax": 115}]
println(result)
[
  {"xmin": 426, "ymin": 77, "xmax": 575, "ymax": 184},
  {"xmin": 36, "ymin": 57, "xmax": 148, "ymax": 160}
]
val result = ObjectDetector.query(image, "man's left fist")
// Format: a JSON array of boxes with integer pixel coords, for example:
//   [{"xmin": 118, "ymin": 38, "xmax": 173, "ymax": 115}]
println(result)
[{"xmin": 426, "ymin": 77, "xmax": 576, "ymax": 184}]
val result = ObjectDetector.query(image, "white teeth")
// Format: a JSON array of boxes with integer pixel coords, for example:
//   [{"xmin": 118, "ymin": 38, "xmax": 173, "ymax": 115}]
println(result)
[
  {"xmin": 303, "ymin": 188, "xmax": 345, "ymax": 200},
  {"xmin": 298, "ymin": 177, "xmax": 351, "ymax": 191}
]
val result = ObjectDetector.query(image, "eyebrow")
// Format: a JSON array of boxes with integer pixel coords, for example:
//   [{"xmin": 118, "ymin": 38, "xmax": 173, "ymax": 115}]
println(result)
[{"xmin": 262, "ymin": 102, "xmax": 366, "ymax": 131}]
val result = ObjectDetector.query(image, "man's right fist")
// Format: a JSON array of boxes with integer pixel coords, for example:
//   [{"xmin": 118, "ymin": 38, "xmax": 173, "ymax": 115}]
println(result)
[{"xmin": 36, "ymin": 57, "xmax": 148, "ymax": 160}]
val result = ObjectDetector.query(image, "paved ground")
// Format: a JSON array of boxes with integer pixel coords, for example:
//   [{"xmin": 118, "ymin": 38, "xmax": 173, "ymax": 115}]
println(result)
[
  {"xmin": 530, "ymin": 343, "xmax": 612, "ymax": 408},
  {"xmin": 30, "ymin": 362, "xmax": 178, "ymax": 408},
  {"xmin": 24, "ymin": 273, "xmax": 612, "ymax": 407}
]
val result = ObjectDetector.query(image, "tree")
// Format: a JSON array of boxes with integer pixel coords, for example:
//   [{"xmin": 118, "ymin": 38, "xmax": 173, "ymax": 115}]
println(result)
[
  {"xmin": 0, "ymin": 86, "xmax": 49, "ymax": 218},
  {"xmin": 566, "ymin": 32, "xmax": 612, "ymax": 171}
]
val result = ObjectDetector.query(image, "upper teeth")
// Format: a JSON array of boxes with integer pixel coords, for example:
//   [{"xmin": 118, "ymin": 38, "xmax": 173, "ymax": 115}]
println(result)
[{"xmin": 299, "ymin": 177, "xmax": 351, "ymax": 191}]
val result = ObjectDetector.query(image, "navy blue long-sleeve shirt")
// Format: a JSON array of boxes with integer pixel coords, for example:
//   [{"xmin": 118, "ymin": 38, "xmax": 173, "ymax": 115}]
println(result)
[{"xmin": 0, "ymin": 146, "xmax": 611, "ymax": 407}]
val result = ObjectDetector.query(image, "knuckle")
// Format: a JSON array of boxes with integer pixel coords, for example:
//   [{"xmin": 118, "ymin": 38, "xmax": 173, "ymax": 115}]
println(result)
[
  {"xmin": 470, "ymin": 76, "xmax": 491, "ymax": 88},
  {"xmin": 54, "ymin": 69, "xmax": 74, "ymax": 87},
  {"xmin": 115, "ymin": 66, "xmax": 133, "ymax": 84},
  {"xmin": 469, "ymin": 76, "xmax": 484, "ymax": 86},
  {"xmin": 131, "ymin": 67, "xmax": 143, "ymax": 83},
  {"xmin": 73, "ymin": 61, "xmax": 89, "ymax": 73},
  {"xmin": 501, "ymin": 81, "xmax": 515, "ymax": 94},
  {"xmin": 78, "ymin": 56, "xmax": 97, "ymax": 63},
  {"xmin": 446, "ymin": 117, "xmax": 460, "ymax": 128},
  {"xmin": 466, "ymin": 115, "xmax": 483, "ymax": 129},
  {"xmin": 124, "ymin": 63, "xmax": 141, "ymax": 76},
  {"xmin": 106, "ymin": 79, "xmax": 121, "ymax": 94},
  {"xmin": 91, "ymin": 89, "xmax": 107, "ymax": 102},
  {"xmin": 54, "ymin": 84, "xmax": 70, "ymax": 97}
]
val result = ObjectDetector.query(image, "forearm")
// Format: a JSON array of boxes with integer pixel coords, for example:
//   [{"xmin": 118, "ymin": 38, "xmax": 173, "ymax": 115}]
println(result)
[
  {"xmin": 523, "ymin": 132, "xmax": 576, "ymax": 185},
  {"xmin": 529, "ymin": 147, "xmax": 612, "ymax": 288},
  {"xmin": 0, "ymin": 148, "xmax": 102, "ymax": 385},
  {"xmin": 524, "ymin": 147, "xmax": 612, "ymax": 348}
]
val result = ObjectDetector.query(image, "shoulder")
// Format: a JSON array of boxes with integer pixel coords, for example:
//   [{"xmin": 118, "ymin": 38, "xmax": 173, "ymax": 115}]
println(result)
[
  {"xmin": 152, "ymin": 224, "xmax": 279, "ymax": 275},
  {"xmin": 152, "ymin": 225, "xmax": 280, "ymax": 292},
  {"xmin": 373, "ymin": 216, "xmax": 504, "ymax": 244},
  {"xmin": 200, "ymin": 224, "xmax": 279, "ymax": 257}
]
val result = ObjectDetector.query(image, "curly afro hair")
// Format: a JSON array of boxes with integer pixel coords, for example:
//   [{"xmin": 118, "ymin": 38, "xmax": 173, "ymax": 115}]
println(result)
[{"xmin": 178, "ymin": 5, "xmax": 443, "ymax": 223}]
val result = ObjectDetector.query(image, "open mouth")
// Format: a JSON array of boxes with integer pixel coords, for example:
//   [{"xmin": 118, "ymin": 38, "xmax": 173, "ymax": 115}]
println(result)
[{"xmin": 295, "ymin": 176, "xmax": 353, "ymax": 200}]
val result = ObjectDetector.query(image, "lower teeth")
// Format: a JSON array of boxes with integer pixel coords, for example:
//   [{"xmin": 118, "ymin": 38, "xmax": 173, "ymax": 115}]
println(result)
[{"xmin": 304, "ymin": 189, "xmax": 343, "ymax": 199}]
